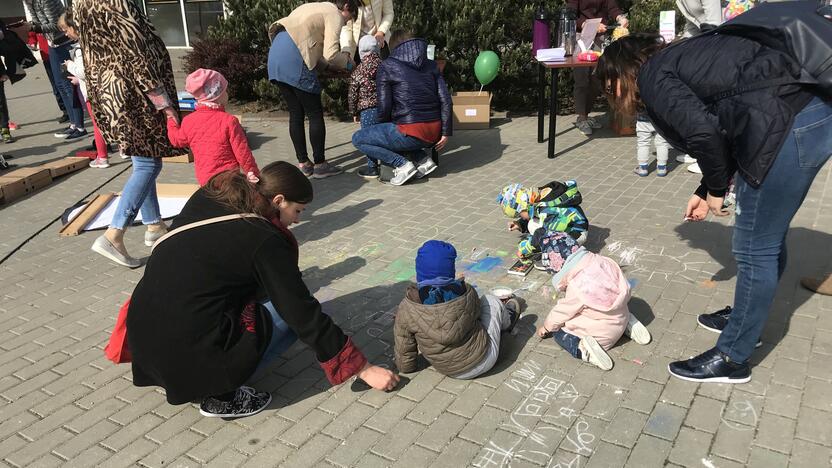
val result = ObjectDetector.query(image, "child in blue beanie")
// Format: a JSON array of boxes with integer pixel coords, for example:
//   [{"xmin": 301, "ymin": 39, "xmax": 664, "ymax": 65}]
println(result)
[{"xmin": 394, "ymin": 240, "xmax": 523, "ymax": 379}]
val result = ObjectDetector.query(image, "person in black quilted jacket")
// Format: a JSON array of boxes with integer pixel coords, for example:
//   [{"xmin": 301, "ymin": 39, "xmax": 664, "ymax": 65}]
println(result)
[
  {"xmin": 351, "ymin": 30, "xmax": 452, "ymax": 186},
  {"xmin": 596, "ymin": 24, "xmax": 830, "ymax": 384}
]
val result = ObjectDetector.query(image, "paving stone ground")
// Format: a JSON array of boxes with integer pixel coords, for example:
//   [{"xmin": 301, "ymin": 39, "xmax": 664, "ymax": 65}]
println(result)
[{"xmin": 1, "ymin": 55, "xmax": 830, "ymax": 468}]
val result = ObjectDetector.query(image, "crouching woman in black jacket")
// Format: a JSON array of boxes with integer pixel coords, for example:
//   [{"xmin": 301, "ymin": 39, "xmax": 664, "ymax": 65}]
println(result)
[
  {"xmin": 596, "ymin": 32, "xmax": 831, "ymax": 384},
  {"xmin": 127, "ymin": 162, "xmax": 398, "ymax": 418}
]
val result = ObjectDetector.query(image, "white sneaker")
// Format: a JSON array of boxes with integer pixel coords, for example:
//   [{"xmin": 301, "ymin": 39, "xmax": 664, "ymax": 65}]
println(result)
[
  {"xmin": 390, "ymin": 161, "xmax": 418, "ymax": 186},
  {"xmin": 89, "ymin": 158, "xmax": 110, "ymax": 169},
  {"xmin": 415, "ymin": 155, "xmax": 437, "ymax": 178},
  {"xmin": 676, "ymin": 154, "xmax": 696, "ymax": 164},
  {"xmin": 120, "ymin": 152, "xmax": 129, "ymax": 160},
  {"xmin": 625, "ymin": 314, "xmax": 652, "ymax": 345},
  {"xmin": 687, "ymin": 163, "xmax": 702, "ymax": 174},
  {"xmin": 579, "ymin": 336, "xmax": 613, "ymax": 371},
  {"xmin": 575, "ymin": 120, "xmax": 593, "ymax": 136},
  {"xmin": 91, "ymin": 235, "xmax": 141, "ymax": 268}
]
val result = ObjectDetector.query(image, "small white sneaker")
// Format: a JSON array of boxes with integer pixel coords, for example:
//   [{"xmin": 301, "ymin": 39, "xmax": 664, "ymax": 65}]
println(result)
[
  {"xmin": 120, "ymin": 152, "xmax": 130, "ymax": 160},
  {"xmin": 575, "ymin": 120, "xmax": 593, "ymax": 136},
  {"xmin": 415, "ymin": 155, "xmax": 437, "ymax": 178},
  {"xmin": 144, "ymin": 224, "xmax": 168, "ymax": 247},
  {"xmin": 676, "ymin": 154, "xmax": 696, "ymax": 164},
  {"xmin": 91, "ymin": 235, "xmax": 141, "ymax": 268},
  {"xmin": 390, "ymin": 161, "xmax": 418, "ymax": 186},
  {"xmin": 579, "ymin": 336, "xmax": 613, "ymax": 371},
  {"xmin": 625, "ymin": 314, "xmax": 652, "ymax": 345},
  {"xmin": 687, "ymin": 163, "xmax": 702, "ymax": 174},
  {"xmin": 89, "ymin": 158, "xmax": 110, "ymax": 169}
]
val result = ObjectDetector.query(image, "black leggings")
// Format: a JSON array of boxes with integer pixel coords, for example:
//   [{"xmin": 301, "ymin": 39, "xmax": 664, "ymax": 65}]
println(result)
[
  {"xmin": 0, "ymin": 81, "xmax": 9, "ymax": 129},
  {"xmin": 277, "ymin": 82, "xmax": 326, "ymax": 164}
]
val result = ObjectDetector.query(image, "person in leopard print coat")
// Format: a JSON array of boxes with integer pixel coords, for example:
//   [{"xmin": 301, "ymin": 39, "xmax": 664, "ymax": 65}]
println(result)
[{"xmin": 73, "ymin": 0, "xmax": 179, "ymax": 268}]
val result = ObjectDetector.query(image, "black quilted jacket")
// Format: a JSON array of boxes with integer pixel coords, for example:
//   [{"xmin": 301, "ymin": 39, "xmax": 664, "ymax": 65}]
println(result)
[
  {"xmin": 638, "ymin": 34, "xmax": 815, "ymax": 197},
  {"xmin": 376, "ymin": 38, "xmax": 453, "ymax": 136}
]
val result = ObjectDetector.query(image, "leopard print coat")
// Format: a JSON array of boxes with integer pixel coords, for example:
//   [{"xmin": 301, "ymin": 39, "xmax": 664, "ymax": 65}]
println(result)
[{"xmin": 73, "ymin": 0, "xmax": 180, "ymax": 158}]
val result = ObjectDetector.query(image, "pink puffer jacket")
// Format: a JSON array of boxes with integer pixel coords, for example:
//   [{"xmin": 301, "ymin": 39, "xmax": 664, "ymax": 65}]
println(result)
[{"xmin": 543, "ymin": 252, "xmax": 630, "ymax": 349}]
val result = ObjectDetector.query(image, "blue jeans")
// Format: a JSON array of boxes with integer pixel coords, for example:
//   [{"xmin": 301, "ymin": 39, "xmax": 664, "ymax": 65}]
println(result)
[
  {"xmin": 48, "ymin": 44, "xmax": 84, "ymax": 128},
  {"xmin": 359, "ymin": 108, "xmax": 379, "ymax": 170},
  {"xmin": 109, "ymin": 157, "xmax": 163, "ymax": 230},
  {"xmin": 43, "ymin": 59, "xmax": 65, "ymax": 112},
  {"xmin": 717, "ymin": 96, "xmax": 832, "ymax": 363},
  {"xmin": 256, "ymin": 301, "xmax": 299, "ymax": 373},
  {"xmin": 553, "ymin": 329, "xmax": 583, "ymax": 359},
  {"xmin": 351, "ymin": 122, "xmax": 428, "ymax": 168}
]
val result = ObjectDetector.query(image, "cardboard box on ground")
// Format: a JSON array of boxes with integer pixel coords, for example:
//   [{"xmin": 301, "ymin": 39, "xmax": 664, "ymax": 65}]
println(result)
[
  {"xmin": 0, "ymin": 157, "xmax": 89, "ymax": 205},
  {"xmin": 452, "ymin": 92, "xmax": 492, "ymax": 130}
]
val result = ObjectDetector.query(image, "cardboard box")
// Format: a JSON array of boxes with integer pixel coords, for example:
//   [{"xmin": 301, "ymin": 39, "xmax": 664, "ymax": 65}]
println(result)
[
  {"xmin": 0, "ymin": 177, "xmax": 27, "ymax": 204},
  {"xmin": 40, "ymin": 157, "xmax": 89, "ymax": 178},
  {"xmin": 452, "ymin": 92, "xmax": 492, "ymax": 130},
  {"xmin": 5, "ymin": 167, "xmax": 53, "ymax": 191}
]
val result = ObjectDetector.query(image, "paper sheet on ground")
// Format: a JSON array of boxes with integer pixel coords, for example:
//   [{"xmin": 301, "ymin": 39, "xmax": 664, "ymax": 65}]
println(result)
[{"xmin": 66, "ymin": 195, "xmax": 190, "ymax": 231}]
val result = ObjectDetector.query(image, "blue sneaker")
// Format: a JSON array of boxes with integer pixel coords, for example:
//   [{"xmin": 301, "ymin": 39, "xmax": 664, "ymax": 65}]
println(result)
[
  {"xmin": 657, "ymin": 165, "xmax": 667, "ymax": 177},
  {"xmin": 634, "ymin": 165, "xmax": 648, "ymax": 177}
]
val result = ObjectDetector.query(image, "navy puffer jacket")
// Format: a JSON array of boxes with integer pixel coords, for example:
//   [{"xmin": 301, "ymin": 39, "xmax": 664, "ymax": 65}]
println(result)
[{"xmin": 376, "ymin": 38, "xmax": 453, "ymax": 137}]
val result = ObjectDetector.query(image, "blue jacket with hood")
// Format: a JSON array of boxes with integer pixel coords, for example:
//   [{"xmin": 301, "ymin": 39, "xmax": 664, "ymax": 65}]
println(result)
[{"xmin": 376, "ymin": 38, "xmax": 453, "ymax": 137}]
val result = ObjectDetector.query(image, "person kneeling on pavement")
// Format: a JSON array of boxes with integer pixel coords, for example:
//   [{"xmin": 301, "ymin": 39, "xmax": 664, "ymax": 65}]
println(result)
[
  {"xmin": 394, "ymin": 240, "xmax": 523, "ymax": 379},
  {"xmin": 351, "ymin": 30, "xmax": 452, "ymax": 186},
  {"xmin": 126, "ymin": 163, "xmax": 398, "ymax": 418}
]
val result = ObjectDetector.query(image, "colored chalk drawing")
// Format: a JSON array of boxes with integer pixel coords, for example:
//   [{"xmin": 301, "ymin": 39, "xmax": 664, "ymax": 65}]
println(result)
[
  {"xmin": 465, "ymin": 256, "xmax": 503, "ymax": 273},
  {"xmin": 368, "ymin": 258, "xmax": 416, "ymax": 284}
]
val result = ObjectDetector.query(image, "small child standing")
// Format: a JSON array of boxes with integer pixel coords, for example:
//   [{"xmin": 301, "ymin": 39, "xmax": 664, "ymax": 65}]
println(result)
[
  {"xmin": 59, "ymin": 13, "xmax": 110, "ymax": 168},
  {"xmin": 536, "ymin": 233, "xmax": 651, "ymax": 370},
  {"xmin": 348, "ymin": 35, "xmax": 383, "ymax": 179},
  {"xmin": 394, "ymin": 240, "xmax": 522, "ymax": 379},
  {"xmin": 167, "ymin": 69, "xmax": 260, "ymax": 185},
  {"xmin": 634, "ymin": 114, "xmax": 670, "ymax": 177}
]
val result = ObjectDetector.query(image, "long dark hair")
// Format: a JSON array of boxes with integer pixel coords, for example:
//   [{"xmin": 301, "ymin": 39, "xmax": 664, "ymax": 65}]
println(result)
[
  {"xmin": 205, "ymin": 161, "xmax": 313, "ymax": 218},
  {"xmin": 333, "ymin": 0, "xmax": 359, "ymax": 21},
  {"xmin": 595, "ymin": 34, "xmax": 666, "ymax": 117}
]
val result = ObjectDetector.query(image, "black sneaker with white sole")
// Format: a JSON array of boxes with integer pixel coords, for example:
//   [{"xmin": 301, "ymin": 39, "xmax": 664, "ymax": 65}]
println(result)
[
  {"xmin": 199, "ymin": 386, "xmax": 271, "ymax": 418},
  {"xmin": 64, "ymin": 129, "xmax": 89, "ymax": 141},
  {"xmin": 668, "ymin": 347, "xmax": 751, "ymax": 383},
  {"xmin": 698, "ymin": 306, "xmax": 762, "ymax": 348}
]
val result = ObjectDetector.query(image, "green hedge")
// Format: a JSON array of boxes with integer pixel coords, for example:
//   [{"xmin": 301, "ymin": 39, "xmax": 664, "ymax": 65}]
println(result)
[{"xmin": 189, "ymin": 0, "xmax": 681, "ymax": 117}]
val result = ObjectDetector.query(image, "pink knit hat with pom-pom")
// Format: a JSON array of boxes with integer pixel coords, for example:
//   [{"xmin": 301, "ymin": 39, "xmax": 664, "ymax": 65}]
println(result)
[{"xmin": 185, "ymin": 68, "xmax": 228, "ymax": 102}]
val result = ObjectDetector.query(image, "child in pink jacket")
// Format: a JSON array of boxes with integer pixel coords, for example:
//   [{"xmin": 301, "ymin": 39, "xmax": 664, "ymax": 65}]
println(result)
[
  {"xmin": 167, "ymin": 69, "xmax": 260, "ymax": 185},
  {"xmin": 536, "ymin": 233, "xmax": 651, "ymax": 370}
]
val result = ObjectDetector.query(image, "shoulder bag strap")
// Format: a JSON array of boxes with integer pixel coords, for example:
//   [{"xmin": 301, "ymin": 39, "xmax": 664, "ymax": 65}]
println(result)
[{"xmin": 150, "ymin": 213, "xmax": 268, "ymax": 254}]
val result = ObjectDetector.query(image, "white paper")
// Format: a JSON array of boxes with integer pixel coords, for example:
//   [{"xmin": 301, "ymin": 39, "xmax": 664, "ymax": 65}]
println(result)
[
  {"xmin": 536, "ymin": 48, "xmax": 566, "ymax": 62},
  {"xmin": 659, "ymin": 10, "xmax": 676, "ymax": 43},
  {"xmin": 579, "ymin": 18, "xmax": 602, "ymax": 53},
  {"xmin": 67, "ymin": 195, "xmax": 191, "ymax": 231},
  {"xmin": 427, "ymin": 44, "xmax": 436, "ymax": 60},
  {"xmin": 465, "ymin": 109, "xmax": 477, "ymax": 117}
]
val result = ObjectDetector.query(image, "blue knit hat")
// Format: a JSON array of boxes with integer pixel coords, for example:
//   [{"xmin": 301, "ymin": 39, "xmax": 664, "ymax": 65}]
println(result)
[{"xmin": 416, "ymin": 240, "xmax": 457, "ymax": 283}]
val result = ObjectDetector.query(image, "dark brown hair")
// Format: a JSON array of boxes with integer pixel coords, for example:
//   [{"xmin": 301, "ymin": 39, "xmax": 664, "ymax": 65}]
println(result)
[
  {"xmin": 595, "ymin": 34, "xmax": 666, "ymax": 118},
  {"xmin": 205, "ymin": 161, "xmax": 313, "ymax": 218},
  {"xmin": 333, "ymin": 0, "xmax": 359, "ymax": 21},
  {"xmin": 389, "ymin": 29, "xmax": 414, "ymax": 50}
]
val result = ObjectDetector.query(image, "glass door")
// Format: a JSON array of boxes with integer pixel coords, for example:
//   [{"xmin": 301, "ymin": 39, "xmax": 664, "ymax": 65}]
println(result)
[
  {"xmin": 145, "ymin": 0, "xmax": 187, "ymax": 46},
  {"xmin": 184, "ymin": 0, "xmax": 224, "ymax": 45}
]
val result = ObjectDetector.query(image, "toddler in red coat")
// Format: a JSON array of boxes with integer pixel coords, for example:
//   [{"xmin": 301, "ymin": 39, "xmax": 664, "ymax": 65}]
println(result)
[{"xmin": 167, "ymin": 69, "xmax": 260, "ymax": 185}]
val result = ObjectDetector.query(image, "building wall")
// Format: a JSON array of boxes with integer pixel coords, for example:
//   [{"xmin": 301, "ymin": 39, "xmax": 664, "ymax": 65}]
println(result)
[{"xmin": 142, "ymin": 0, "xmax": 225, "ymax": 48}]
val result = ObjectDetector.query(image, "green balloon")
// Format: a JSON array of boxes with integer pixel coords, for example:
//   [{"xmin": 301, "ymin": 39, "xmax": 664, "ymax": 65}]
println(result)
[{"xmin": 474, "ymin": 51, "xmax": 500, "ymax": 86}]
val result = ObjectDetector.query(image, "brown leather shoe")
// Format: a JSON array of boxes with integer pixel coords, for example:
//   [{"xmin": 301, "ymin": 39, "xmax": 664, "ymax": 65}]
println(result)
[{"xmin": 801, "ymin": 274, "xmax": 832, "ymax": 296}]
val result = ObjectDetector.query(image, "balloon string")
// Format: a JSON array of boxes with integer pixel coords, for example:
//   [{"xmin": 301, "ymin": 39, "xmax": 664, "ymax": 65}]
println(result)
[{"xmin": 478, "ymin": 84, "xmax": 484, "ymax": 96}]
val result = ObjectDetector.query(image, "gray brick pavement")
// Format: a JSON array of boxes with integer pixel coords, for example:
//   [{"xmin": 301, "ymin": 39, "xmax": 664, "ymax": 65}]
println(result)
[{"xmin": 0, "ymin": 57, "xmax": 830, "ymax": 467}]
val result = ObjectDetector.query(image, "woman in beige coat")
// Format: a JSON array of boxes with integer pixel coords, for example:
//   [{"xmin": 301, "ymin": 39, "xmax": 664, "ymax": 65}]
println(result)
[
  {"xmin": 73, "ymin": 0, "xmax": 179, "ymax": 268},
  {"xmin": 340, "ymin": 0, "xmax": 395, "ymax": 55},
  {"xmin": 267, "ymin": 1, "xmax": 357, "ymax": 179}
]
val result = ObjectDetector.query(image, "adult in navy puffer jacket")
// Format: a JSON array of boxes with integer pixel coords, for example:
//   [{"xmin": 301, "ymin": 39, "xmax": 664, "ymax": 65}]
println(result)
[{"xmin": 352, "ymin": 31, "xmax": 452, "ymax": 186}]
